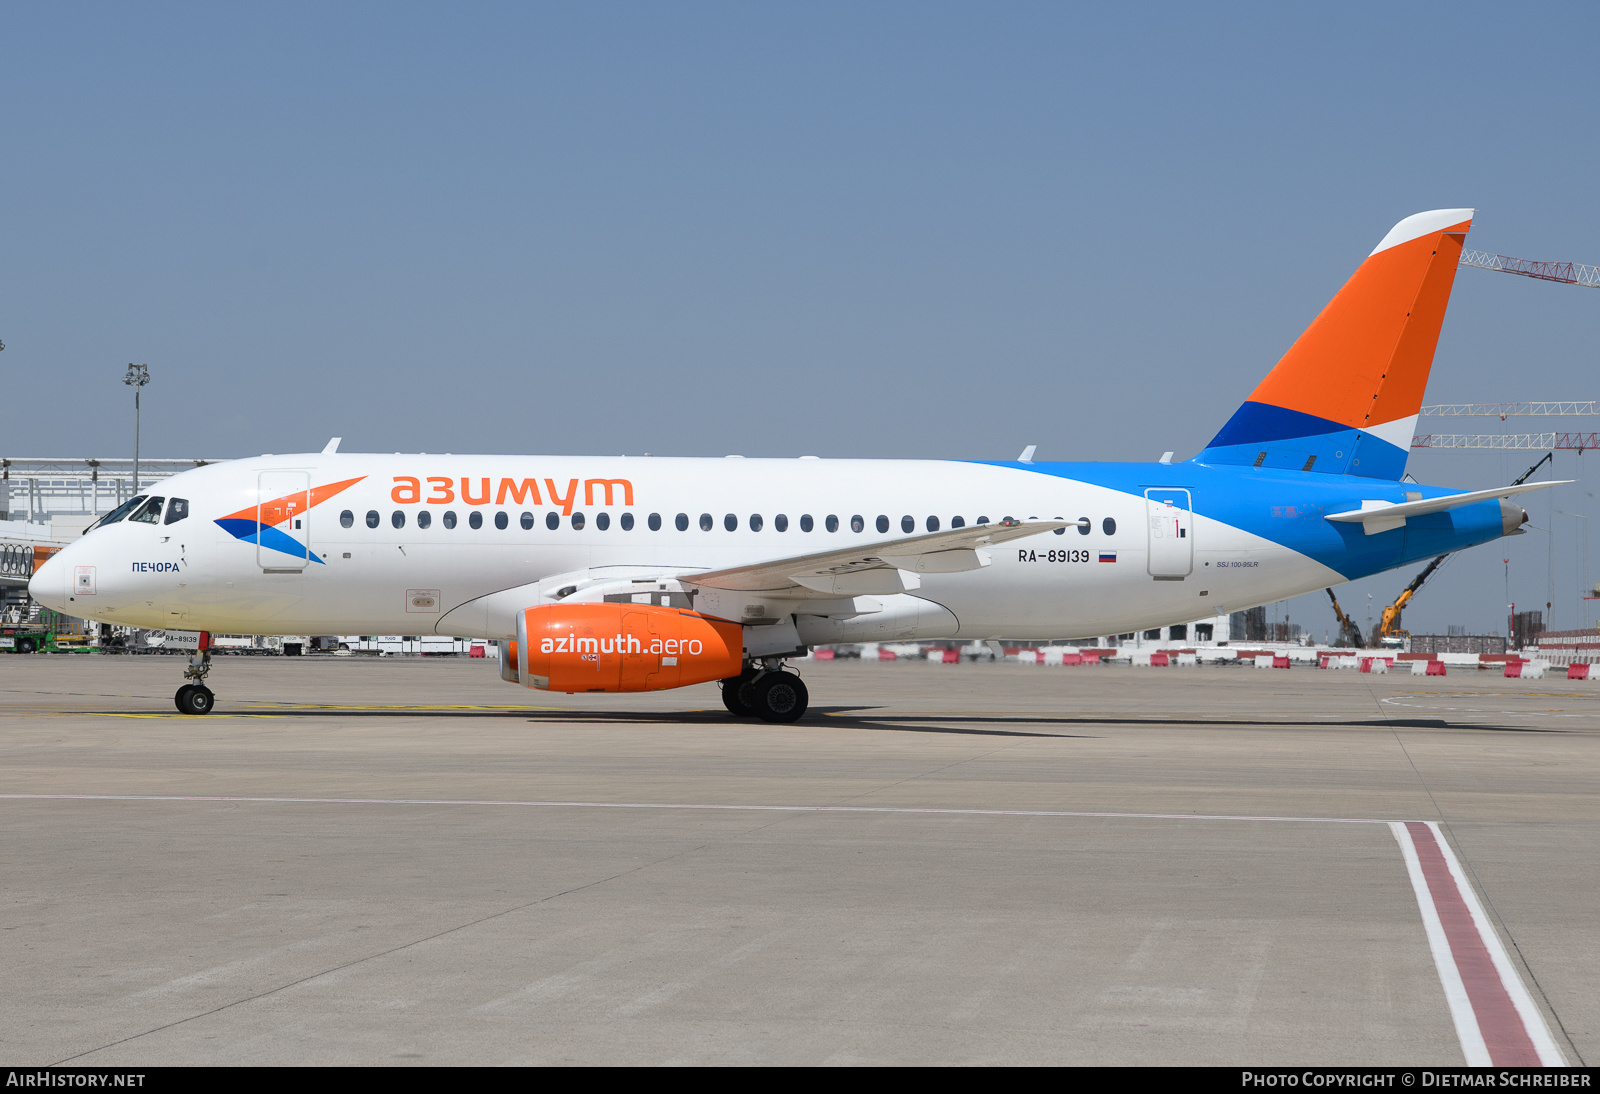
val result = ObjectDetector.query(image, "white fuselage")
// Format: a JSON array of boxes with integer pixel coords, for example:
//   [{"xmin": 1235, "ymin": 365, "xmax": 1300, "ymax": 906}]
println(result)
[{"xmin": 33, "ymin": 453, "xmax": 1343, "ymax": 645}]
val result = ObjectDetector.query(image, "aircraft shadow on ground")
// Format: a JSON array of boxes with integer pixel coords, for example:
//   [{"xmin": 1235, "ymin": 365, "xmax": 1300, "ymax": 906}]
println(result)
[{"xmin": 68, "ymin": 703, "xmax": 1561, "ymax": 736}]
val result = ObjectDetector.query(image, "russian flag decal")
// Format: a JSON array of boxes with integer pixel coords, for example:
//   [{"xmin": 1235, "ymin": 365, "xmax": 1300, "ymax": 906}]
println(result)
[{"xmin": 1099, "ymin": 551, "xmax": 1117, "ymax": 563}]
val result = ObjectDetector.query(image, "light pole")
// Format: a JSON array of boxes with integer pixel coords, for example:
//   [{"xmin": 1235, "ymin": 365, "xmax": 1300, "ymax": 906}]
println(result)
[
  {"xmin": 123, "ymin": 363, "xmax": 149, "ymax": 495},
  {"xmin": 1557, "ymin": 510, "xmax": 1591, "ymax": 627}
]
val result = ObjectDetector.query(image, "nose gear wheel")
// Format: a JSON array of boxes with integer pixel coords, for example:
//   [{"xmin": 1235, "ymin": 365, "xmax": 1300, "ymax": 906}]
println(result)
[{"xmin": 175, "ymin": 684, "xmax": 214, "ymax": 715}]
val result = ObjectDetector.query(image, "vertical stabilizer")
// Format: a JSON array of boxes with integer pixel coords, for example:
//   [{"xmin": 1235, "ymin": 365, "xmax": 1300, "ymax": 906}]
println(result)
[{"xmin": 1198, "ymin": 209, "xmax": 1473, "ymax": 479}]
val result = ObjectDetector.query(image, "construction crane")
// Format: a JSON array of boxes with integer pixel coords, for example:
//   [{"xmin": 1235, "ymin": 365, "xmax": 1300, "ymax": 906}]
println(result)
[
  {"xmin": 1412, "ymin": 433, "xmax": 1600, "ymax": 450},
  {"xmin": 1460, "ymin": 249, "xmax": 1600, "ymax": 288},
  {"xmin": 1415, "ymin": 401, "xmax": 1599, "ymax": 448},
  {"xmin": 1421, "ymin": 402, "xmax": 1599, "ymax": 418},
  {"xmin": 1414, "ymin": 395, "xmax": 1599, "ymax": 446}
]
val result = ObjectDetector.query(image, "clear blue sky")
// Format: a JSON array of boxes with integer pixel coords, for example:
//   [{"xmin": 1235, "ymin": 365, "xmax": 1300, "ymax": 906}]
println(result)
[{"xmin": 5, "ymin": 2, "xmax": 1598, "ymax": 636}]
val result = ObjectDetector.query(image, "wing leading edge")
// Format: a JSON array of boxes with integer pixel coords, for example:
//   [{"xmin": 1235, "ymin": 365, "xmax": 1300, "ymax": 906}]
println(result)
[{"xmin": 680, "ymin": 519, "xmax": 1071, "ymax": 597}]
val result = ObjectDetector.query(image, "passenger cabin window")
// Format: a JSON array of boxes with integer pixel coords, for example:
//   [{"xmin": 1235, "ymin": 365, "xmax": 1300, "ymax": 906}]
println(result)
[
  {"xmin": 775, "ymin": 514, "xmax": 788, "ymax": 532},
  {"xmin": 129, "ymin": 496, "xmax": 165, "ymax": 524},
  {"xmin": 1103, "ymin": 517, "xmax": 1117, "ymax": 536},
  {"xmin": 469, "ymin": 512, "xmax": 483, "ymax": 530},
  {"xmin": 417, "ymin": 511, "xmax": 432, "ymax": 529},
  {"xmin": 724, "ymin": 514, "xmax": 737, "ymax": 532},
  {"xmin": 850, "ymin": 515, "xmax": 864, "ymax": 533},
  {"xmin": 571, "ymin": 512, "xmax": 586, "ymax": 529},
  {"xmin": 520, "ymin": 512, "xmax": 534, "ymax": 530},
  {"xmin": 901, "ymin": 515, "xmax": 914, "ymax": 534},
  {"xmin": 444, "ymin": 511, "xmax": 458, "ymax": 529},
  {"xmin": 825, "ymin": 515, "xmax": 839, "ymax": 532},
  {"xmin": 392, "ymin": 511, "xmax": 405, "ymax": 529},
  {"xmin": 648, "ymin": 513, "xmax": 662, "ymax": 531},
  {"xmin": 1077, "ymin": 516, "xmax": 1091, "ymax": 536},
  {"xmin": 700, "ymin": 513, "xmax": 713, "ymax": 531},
  {"xmin": 621, "ymin": 513, "xmax": 634, "ymax": 531},
  {"xmin": 749, "ymin": 513, "xmax": 763, "ymax": 532},
  {"xmin": 950, "ymin": 516, "xmax": 964, "ymax": 528},
  {"xmin": 340, "ymin": 509, "xmax": 354, "ymax": 529},
  {"xmin": 546, "ymin": 512, "xmax": 560, "ymax": 530},
  {"xmin": 800, "ymin": 514, "xmax": 813, "ymax": 532},
  {"xmin": 495, "ymin": 512, "xmax": 508, "ymax": 530},
  {"xmin": 976, "ymin": 516, "xmax": 989, "ymax": 525},
  {"xmin": 596, "ymin": 513, "xmax": 610, "ymax": 531},
  {"xmin": 875, "ymin": 515, "xmax": 889, "ymax": 533},
  {"xmin": 164, "ymin": 498, "xmax": 189, "ymax": 525},
  {"xmin": 927, "ymin": 516, "xmax": 939, "ymax": 532},
  {"xmin": 675, "ymin": 513, "xmax": 688, "ymax": 531}
]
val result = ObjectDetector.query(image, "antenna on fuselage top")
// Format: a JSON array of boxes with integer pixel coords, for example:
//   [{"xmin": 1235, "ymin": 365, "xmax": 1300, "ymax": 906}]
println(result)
[
  {"xmin": 322, "ymin": 437, "xmax": 342, "ymax": 454},
  {"xmin": 1017, "ymin": 445, "xmax": 1037, "ymax": 464}
]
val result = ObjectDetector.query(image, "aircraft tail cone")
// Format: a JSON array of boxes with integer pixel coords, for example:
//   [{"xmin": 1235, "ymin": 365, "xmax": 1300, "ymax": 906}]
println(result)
[{"xmin": 1501, "ymin": 500, "xmax": 1530, "ymax": 537}]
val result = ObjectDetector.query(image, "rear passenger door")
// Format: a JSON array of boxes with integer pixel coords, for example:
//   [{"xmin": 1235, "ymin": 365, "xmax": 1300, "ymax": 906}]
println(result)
[{"xmin": 1145, "ymin": 488, "xmax": 1193, "ymax": 579}]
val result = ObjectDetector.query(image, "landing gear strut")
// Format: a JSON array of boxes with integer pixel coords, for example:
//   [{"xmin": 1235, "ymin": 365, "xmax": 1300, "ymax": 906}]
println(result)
[
  {"xmin": 175, "ymin": 632, "xmax": 216, "ymax": 716},
  {"xmin": 719, "ymin": 659, "xmax": 808, "ymax": 723}
]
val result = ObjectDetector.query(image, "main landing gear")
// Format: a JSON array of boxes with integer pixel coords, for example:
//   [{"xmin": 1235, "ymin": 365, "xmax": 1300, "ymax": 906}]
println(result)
[
  {"xmin": 720, "ymin": 661, "xmax": 809, "ymax": 723},
  {"xmin": 174, "ymin": 631, "xmax": 216, "ymax": 716}
]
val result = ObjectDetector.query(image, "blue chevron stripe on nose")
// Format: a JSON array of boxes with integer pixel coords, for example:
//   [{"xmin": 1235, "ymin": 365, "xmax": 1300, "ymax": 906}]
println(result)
[{"xmin": 213, "ymin": 518, "xmax": 326, "ymax": 563}]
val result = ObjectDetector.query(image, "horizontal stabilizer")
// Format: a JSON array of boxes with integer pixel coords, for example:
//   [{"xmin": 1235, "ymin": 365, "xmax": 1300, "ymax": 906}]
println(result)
[{"xmin": 1325, "ymin": 480, "xmax": 1568, "ymax": 535}]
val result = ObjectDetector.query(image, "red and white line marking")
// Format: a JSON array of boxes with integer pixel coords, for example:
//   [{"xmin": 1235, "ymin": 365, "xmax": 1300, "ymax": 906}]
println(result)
[{"xmin": 1391, "ymin": 821, "xmax": 1564, "ymax": 1066}]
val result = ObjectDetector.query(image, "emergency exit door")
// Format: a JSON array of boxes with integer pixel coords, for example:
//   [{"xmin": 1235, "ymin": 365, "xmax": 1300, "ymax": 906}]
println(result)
[
  {"xmin": 1145, "ymin": 488, "xmax": 1193, "ymax": 578},
  {"xmin": 258, "ymin": 470, "xmax": 311, "ymax": 571}
]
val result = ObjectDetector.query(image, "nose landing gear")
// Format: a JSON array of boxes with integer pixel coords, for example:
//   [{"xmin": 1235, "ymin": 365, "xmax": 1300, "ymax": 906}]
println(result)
[
  {"xmin": 718, "ymin": 659, "xmax": 809, "ymax": 723},
  {"xmin": 174, "ymin": 632, "xmax": 216, "ymax": 715}
]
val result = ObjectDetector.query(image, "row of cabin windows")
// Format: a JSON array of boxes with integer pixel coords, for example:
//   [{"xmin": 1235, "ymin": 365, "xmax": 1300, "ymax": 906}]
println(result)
[{"xmin": 340, "ymin": 509, "xmax": 1120, "ymax": 536}]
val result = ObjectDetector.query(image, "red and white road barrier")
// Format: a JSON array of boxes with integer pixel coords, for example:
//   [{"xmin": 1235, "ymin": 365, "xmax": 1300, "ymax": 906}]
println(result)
[{"xmin": 1391, "ymin": 821, "xmax": 1565, "ymax": 1066}]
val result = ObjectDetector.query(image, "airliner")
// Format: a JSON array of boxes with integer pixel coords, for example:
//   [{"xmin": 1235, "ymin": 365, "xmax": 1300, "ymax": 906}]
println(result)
[{"xmin": 30, "ymin": 210, "xmax": 1562, "ymax": 719}]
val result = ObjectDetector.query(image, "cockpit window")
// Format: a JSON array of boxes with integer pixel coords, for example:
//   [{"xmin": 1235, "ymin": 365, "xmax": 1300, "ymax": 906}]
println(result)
[
  {"xmin": 164, "ymin": 498, "xmax": 189, "ymax": 525},
  {"xmin": 87, "ymin": 495, "xmax": 149, "ymax": 532},
  {"xmin": 128, "ymin": 496, "xmax": 166, "ymax": 524}
]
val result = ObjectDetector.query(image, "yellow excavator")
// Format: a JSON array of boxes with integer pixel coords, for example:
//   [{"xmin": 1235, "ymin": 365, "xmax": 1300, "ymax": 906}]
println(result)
[
  {"xmin": 1325, "ymin": 588, "xmax": 1365, "ymax": 648},
  {"xmin": 1374, "ymin": 554, "xmax": 1450, "ymax": 644}
]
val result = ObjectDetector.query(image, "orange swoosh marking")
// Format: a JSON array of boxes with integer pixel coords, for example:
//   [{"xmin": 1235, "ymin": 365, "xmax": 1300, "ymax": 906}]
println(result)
[{"xmin": 221, "ymin": 476, "xmax": 366, "ymax": 526}]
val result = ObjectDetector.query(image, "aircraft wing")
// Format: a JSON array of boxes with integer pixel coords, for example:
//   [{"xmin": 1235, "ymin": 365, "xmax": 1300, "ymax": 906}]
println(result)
[{"xmin": 681, "ymin": 518, "xmax": 1073, "ymax": 598}]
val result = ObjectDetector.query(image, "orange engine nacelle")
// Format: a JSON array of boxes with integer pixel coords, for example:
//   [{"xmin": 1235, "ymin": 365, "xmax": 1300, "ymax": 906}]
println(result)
[{"xmin": 514, "ymin": 603, "xmax": 744, "ymax": 693}]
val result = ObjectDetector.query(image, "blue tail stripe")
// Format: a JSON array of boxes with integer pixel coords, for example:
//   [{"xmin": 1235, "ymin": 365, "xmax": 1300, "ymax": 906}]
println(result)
[{"xmin": 1206, "ymin": 401, "xmax": 1350, "ymax": 449}]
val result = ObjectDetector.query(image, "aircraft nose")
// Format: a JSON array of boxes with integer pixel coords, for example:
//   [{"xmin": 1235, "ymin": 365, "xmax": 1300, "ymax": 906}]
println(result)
[{"xmin": 28, "ymin": 547, "xmax": 67, "ymax": 612}]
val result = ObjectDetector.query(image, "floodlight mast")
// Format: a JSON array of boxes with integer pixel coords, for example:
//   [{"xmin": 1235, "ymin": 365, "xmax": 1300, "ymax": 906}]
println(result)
[{"xmin": 123, "ymin": 363, "xmax": 149, "ymax": 494}]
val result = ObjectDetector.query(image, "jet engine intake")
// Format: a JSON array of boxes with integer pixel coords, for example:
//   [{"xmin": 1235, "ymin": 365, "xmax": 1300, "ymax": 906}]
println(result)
[
  {"xmin": 498, "ymin": 639, "xmax": 520, "ymax": 683},
  {"xmin": 514, "ymin": 603, "xmax": 743, "ymax": 693}
]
